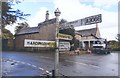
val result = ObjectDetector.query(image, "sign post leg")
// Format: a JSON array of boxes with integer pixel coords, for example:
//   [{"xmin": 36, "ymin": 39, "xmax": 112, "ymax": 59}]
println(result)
[{"xmin": 54, "ymin": 8, "xmax": 61, "ymax": 77}]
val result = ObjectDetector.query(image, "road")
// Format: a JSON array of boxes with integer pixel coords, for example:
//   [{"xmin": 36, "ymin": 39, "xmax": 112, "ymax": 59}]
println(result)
[{"xmin": 1, "ymin": 51, "xmax": 119, "ymax": 76}]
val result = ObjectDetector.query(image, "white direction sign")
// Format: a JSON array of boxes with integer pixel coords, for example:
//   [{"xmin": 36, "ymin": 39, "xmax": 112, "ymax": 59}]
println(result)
[
  {"xmin": 59, "ymin": 42, "xmax": 70, "ymax": 51},
  {"xmin": 24, "ymin": 39, "xmax": 55, "ymax": 48},
  {"xmin": 61, "ymin": 14, "xmax": 102, "ymax": 28}
]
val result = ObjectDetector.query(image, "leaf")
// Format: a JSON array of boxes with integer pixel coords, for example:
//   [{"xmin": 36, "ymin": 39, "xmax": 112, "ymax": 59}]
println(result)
[{"xmin": 2, "ymin": 1, "xmax": 30, "ymax": 27}]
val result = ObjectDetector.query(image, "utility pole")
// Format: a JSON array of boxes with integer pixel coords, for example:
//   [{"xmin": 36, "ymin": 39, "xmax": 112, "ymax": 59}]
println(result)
[{"xmin": 54, "ymin": 8, "xmax": 61, "ymax": 77}]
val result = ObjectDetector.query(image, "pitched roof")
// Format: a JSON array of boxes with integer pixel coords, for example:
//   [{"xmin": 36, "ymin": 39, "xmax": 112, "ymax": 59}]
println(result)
[
  {"xmin": 15, "ymin": 18, "xmax": 56, "ymax": 36},
  {"xmin": 38, "ymin": 18, "xmax": 56, "ymax": 27},
  {"xmin": 15, "ymin": 27, "xmax": 39, "ymax": 35},
  {"xmin": 76, "ymin": 28, "xmax": 97, "ymax": 36}
]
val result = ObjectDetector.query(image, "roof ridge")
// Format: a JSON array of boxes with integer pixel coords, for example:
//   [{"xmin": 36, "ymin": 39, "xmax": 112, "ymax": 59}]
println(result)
[{"xmin": 77, "ymin": 27, "xmax": 96, "ymax": 32}]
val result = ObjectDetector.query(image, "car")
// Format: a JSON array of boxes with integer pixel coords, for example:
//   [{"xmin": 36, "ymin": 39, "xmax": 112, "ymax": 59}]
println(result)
[{"xmin": 92, "ymin": 38, "xmax": 111, "ymax": 54}]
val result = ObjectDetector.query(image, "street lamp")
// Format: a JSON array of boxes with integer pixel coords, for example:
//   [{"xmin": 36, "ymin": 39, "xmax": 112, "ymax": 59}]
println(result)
[{"xmin": 54, "ymin": 8, "xmax": 61, "ymax": 77}]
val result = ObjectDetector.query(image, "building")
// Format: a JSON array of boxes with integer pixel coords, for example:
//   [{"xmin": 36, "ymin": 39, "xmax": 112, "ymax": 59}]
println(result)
[
  {"xmin": 75, "ymin": 24, "xmax": 101, "ymax": 50},
  {"xmin": 14, "ymin": 9, "xmax": 103, "ymax": 51},
  {"xmin": 14, "ymin": 10, "xmax": 73, "ymax": 51}
]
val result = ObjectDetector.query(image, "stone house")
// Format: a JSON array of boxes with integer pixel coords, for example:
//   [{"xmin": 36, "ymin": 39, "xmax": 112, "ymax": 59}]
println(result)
[{"xmin": 14, "ymin": 10, "xmax": 73, "ymax": 51}]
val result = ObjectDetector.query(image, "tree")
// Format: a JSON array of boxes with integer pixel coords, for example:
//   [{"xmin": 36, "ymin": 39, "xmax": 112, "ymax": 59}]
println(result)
[
  {"xmin": 1, "ymin": 1, "xmax": 30, "ymax": 39},
  {"xmin": 1, "ymin": 1, "xmax": 30, "ymax": 27},
  {"xmin": 59, "ymin": 19, "xmax": 67, "ymax": 24},
  {"xmin": 108, "ymin": 40, "xmax": 120, "ymax": 51},
  {"xmin": 15, "ymin": 22, "xmax": 29, "ymax": 33},
  {"xmin": 1, "ymin": 28, "xmax": 14, "ymax": 39}
]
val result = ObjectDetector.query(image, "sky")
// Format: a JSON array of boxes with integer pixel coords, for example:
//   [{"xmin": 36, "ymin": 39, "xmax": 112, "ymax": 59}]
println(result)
[{"xmin": 6, "ymin": 0, "xmax": 119, "ymax": 40}]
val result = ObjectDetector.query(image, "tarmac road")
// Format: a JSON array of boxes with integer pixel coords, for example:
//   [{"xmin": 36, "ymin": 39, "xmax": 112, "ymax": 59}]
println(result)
[{"xmin": 1, "ymin": 51, "xmax": 119, "ymax": 76}]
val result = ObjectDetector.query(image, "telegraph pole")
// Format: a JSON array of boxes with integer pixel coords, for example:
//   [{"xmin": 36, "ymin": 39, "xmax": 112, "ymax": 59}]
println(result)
[{"xmin": 54, "ymin": 8, "xmax": 61, "ymax": 77}]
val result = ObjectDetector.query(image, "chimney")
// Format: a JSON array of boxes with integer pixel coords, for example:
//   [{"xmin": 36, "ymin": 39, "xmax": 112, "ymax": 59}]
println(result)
[
  {"xmin": 45, "ymin": 10, "xmax": 49, "ymax": 21},
  {"xmin": 96, "ymin": 23, "xmax": 98, "ymax": 29},
  {"xmin": 96, "ymin": 23, "xmax": 101, "ymax": 38}
]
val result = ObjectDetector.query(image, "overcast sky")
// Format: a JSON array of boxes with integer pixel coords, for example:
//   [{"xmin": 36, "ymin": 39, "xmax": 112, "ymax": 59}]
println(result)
[{"xmin": 6, "ymin": 0, "xmax": 118, "ymax": 40}]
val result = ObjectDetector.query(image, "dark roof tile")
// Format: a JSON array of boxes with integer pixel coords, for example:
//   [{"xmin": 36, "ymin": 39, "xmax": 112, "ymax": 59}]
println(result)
[
  {"xmin": 77, "ymin": 28, "xmax": 96, "ymax": 36},
  {"xmin": 15, "ymin": 27, "xmax": 39, "ymax": 35}
]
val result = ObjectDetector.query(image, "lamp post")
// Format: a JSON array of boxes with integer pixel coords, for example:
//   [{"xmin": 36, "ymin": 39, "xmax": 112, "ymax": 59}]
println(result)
[{"xmin": 54, "ymin": 8, "xmax": 61, "ymax": 77}]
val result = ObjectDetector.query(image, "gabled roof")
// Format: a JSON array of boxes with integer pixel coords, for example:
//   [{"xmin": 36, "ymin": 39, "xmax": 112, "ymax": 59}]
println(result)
[
  {"xmin": 38, "ymin": 18, "xmax": 56, "ymax": 27},
  {"xmin": 15, "ymin": 18, "xmax": 57, "ymax": 36},
  {"xmin": 76, "ymin": 28, "xmax": 97, "ymax": 36},
  {"xmin": 15, "ymin": 27, "xmax": 39, "ymax": 35}
]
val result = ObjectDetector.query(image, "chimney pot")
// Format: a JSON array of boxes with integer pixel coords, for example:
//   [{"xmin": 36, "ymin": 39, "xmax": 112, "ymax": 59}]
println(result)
[{"xmin": 45, "ymin": 10, "xmax": 49, "ymax": 21}]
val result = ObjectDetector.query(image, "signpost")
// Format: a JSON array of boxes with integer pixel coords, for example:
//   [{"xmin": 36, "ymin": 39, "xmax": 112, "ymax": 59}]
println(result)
[
  {"xmin": 54, "ymin": 8, "xmax": 61, "ymax": 77},
  {"xmin": 54, "ymin": 12, "xmax": 102, "ymax": 77}
]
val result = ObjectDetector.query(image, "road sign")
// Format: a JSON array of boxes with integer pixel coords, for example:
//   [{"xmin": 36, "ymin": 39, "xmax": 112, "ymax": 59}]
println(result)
[
  {"xmin": 59, "ymin": 42, "xmax": 70, "ymax": 51},
  {"xmin": 58, "ymin": 33, "xmax": 73, "ymax": 40},
  {"xmin": 24, "ymin": 39, "xmax": 71, "ymax": 51},
  {"xmin": 82, "ymin": 14, "xmax": 102, "ymax": 25},
  {"xmin": 24, "ymin": 39, "xmax": 55, "ymax": 48},
  {"xmin": 61, "ymin": 14, "xmax": 102, "ymax": 28}
]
